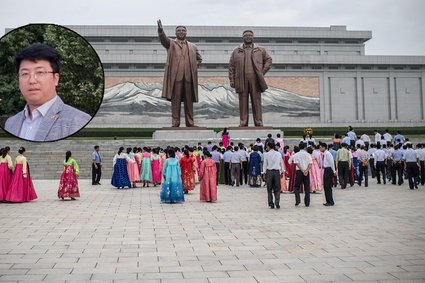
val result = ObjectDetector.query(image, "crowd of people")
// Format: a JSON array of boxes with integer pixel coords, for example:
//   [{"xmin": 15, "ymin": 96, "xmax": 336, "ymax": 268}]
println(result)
[{"xmin": 1, "ymin": 127, "xmax": 424, "ymax": 207}]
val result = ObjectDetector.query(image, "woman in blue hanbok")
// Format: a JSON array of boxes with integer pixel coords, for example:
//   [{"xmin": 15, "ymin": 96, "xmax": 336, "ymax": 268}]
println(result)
[
  {"xmin": 111, "ymin": 147, "xmax": 132, "ymax": 189},
  {"xmin": 160, "ymin": 149, "xmax": 184, "ymax": 203},
  {"xmin": 248, "ymin": 145, "xmax": 262, "ymax": 187}
]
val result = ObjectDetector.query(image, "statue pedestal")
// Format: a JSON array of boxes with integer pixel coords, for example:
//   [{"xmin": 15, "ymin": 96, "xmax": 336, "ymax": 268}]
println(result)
[
  {"xmin": 226, "ymin": 127, "xmax": 284, "ymax": 141},
  {"xmin": 153, "ymin": 127, "xmax": 216, "ymax": 140}
]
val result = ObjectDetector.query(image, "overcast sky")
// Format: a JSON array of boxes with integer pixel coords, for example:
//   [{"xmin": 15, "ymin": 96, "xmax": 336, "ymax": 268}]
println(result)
[{"xmin": 1, "ymin": 0, "xmax": 424, "ymax": 56}]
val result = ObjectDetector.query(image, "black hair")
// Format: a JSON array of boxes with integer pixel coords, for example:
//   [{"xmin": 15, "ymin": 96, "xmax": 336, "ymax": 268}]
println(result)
[
  {"xmin": 183, "ymin": 149, "xmax": 189, "ymax": 158},
  {"xmin": 18, "ymin": 147, "xmax": 26, "ymax": 154},
  {"xmin": 299, "ymin": 143, "xmax": 306, "ymax": 150},
  {"xmin": 2, "ymin": 146, "xmax": 10, "ymax": 158},
  {"xmin": 94, "ymin": 145, "xmax": 99, "ymax": 150},
  {"xmin": 65, "ymin": 151, "xmax": 72, "ymax": 162},
  {"xmin": 118, "ymin": 147, "xmax": 124, "ymax": 155},
  {"xmin": 14, "ymin": 43, "xmax": 60, "ymax": 73},
  {"xmin": 126, "ymin": 147, "xmax": 132, "ymax": 154},
  {"xmin": 204, "ymin": 151, "xmax": 212, "ymax": 158},
  {"xmin": 168, "ymin": 148, "xmax": 176, "ymax": 158}
]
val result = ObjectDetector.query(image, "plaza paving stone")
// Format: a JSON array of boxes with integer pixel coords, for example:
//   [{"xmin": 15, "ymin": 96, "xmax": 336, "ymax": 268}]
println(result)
[{"xmin": 0, "ymin": 179, "xmax": 424, "ymax": 283}]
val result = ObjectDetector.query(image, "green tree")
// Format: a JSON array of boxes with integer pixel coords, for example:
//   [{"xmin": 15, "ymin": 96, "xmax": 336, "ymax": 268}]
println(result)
[
  {"xmin": 0, "ymin": 25, "xmax": 46, "ymax": 116},
  {"xmin": 0, "ymin": 24, "xmax": 104, "ymax": 118}
]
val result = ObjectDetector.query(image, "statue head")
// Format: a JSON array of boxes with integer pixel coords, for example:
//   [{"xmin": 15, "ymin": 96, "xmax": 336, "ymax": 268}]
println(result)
[
  {"xmin": 175, "ymin": 26, "xmax": 187, "ymax": 40},
  {"xmin": 242, "ymin": 30, "xmax": 254, "ymax": 45}
]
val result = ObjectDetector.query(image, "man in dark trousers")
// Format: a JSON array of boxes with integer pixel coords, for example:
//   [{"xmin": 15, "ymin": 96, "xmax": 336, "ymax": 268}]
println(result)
[
  {"xmin": 92, "ymin": 145, "xmax": 102, "ymax": 185},
  {"xmin": 290, "ymin": 143, "xmax": 312, "ymax": 207},
  {"xmin": 157, "ymin": 20, "xmax": 202, "ymax": 127},
  {"xmin": 229, "ymin": 30, "xmax": 272, "ymax": 127},
  {"xmin": 262, "ymin": 141, "xmax": 283, "ymax": 209},
  {"xmin": 320, "ymin": 143, "xmax": 336, "ymax": 206}
]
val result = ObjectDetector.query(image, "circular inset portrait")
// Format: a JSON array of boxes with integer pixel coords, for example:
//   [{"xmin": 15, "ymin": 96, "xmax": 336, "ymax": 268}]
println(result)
[{"xmin": 0, "ymin": 23, "xmax": 104, "ymax": 142}]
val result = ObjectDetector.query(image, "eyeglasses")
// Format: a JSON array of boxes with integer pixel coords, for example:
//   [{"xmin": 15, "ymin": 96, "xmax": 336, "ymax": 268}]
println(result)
[{"xmin": 18, "ymin": 71, "xmax": 55, "ymax": 80}]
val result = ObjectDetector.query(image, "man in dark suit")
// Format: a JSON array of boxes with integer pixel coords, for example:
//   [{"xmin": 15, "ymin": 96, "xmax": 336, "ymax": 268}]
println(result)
[{"xmin": 157, "ymin": 20, "xmax": 202, "ymax": 127}]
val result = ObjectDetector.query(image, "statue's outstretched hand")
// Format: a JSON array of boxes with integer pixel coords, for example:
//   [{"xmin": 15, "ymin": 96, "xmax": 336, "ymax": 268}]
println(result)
[{"xmin": 157, "ymin": 19, "xmax": 163, "ymax": 33}]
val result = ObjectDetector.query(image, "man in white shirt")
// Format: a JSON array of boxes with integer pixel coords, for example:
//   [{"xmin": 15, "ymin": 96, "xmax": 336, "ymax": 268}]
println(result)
[
  {"xmin": 360, "ymin": 133, "xmax": 371, "ymax": 150},
  {"xmin": 262, "ymin": 141, "xmax": 283, "ymax": 209},
  {"xmin": 383, "ymin": 129, "xmax": 392, "ymax": 143},
  {"xmin": 357, "ymin": 145, "xmax": 370, "ymax": 187},
  {"xmin": 404, "ymin": 143, "xmax": 419, "ymax": 189},
  {"xmin": 367, "ymin": 144, "xmax": 377, "ymax": 179},
  {"xmin": 289, "ymin": 143, "xmax": 312, "ymax": 207},
  {"xmin": 319, "ymin": 143, "xmax": 336, "ymax": 206},
  {"xmin": 374, "ymin": 144, "xmax": 387, "ymax": 184},
  {"xmin": 230, "ymin": 146, "xmax": 242, "ymax": 187},
  {"xmin": 374, "ymin": 130, "xmax": 381, "ymax": 144},
  {"xmin": 223, "ymin": 146, "xmax": 233, "ymax": 185},
  {"xmin": 238, "ymin": 144, "xmax": 249, "ymax": 185}
]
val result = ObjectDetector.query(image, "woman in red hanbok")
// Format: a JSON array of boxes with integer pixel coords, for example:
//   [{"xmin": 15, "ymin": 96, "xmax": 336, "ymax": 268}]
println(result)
[
  {"xmin": 199, "ymin": 152, "xmax": 217, "ymax": 202},
  {"xmin": 0, "ymin": 147, "xmax": 13, "ymax": 201},
  {"xmin": 180, "ymin": 150, "xmax": 195, "ymax": 193},
  {"xmin": 288, "ymin": 146, "xmax": 304, "ymax": 193},
  {"xmin": 5, "ymin": 147, "xmax": 37, "ymax": 203},
  {"xmin": 57, "ymin": 151, "xmax": 80, "ymax": 200},
  {"xmin": 151, "ymin": 147, "xmax": 162, "ymax": 186}
]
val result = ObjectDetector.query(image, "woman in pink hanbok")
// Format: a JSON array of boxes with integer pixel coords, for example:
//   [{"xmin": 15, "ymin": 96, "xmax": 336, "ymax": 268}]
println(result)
[
  {"xmin": 308, "ymin": 147, "xmax": 323, "ymax": 193},
  {"xmin": 0, "ymin": 147, "xmax": 13, "ymax": 201},
  {"xmin": 151, "ymin": 147, "xmax": 162, "ymax": 186},
  {"xmin": 5, "ymin": 147, "xmax": 37, "ymax": 203},
  {"xmin": 199, "ymin": 152, "xmax": 217, "ymax": 202},
  {"xmin": 126, "ymin": 147, "xmax": 140, "ymax": 188}
]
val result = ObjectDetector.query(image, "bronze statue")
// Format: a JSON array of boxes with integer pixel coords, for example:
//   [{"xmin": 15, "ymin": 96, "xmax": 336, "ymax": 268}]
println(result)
[
  {"xmin": 157, "ymin": 20, "xmax": 202, "ymax": 127},
  {"xmin": 229, "ymin": 30, "xmax": 272, "ymax": 127}
]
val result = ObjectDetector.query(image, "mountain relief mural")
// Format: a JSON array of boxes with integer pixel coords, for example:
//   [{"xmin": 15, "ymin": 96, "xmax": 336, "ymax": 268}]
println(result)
[{"xmin": 90, "ymin": 80, "xmax": 320, "ymax": 127}]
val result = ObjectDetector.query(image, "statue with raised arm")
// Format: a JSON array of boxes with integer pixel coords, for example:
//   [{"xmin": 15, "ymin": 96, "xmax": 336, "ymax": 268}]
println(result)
[
  {"xmin": 157, "ymin": 20, "xmax": 202, "ymax": 127},
  {"xmin": 229, "ymin": 30, "xmax": 272, "ymax": 127}
]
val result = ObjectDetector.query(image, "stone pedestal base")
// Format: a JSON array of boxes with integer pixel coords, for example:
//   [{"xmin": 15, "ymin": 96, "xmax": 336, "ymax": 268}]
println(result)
[
  {"xmin": 153, "ymin": 127, "xmax": 216, "ymax": 140},
  {"xmin": 225, "ymin": 127, "xmax": 284, "ymax": 140}
]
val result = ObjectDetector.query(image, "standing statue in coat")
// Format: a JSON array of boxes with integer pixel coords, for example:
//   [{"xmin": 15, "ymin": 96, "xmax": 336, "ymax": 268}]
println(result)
[
  {"xmin": 229, "ymin": 30, "xmax": 272, "ymax": 127},
  {"xmin": 157, "ymin": 20, "xmax": 202, "ymax": 127}
]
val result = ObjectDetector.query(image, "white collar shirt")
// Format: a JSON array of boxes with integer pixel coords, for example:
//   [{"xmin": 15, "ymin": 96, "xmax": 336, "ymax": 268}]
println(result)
[{"xmin": 19, "ymin": 95, "xmax": 58, "ymax": 140}]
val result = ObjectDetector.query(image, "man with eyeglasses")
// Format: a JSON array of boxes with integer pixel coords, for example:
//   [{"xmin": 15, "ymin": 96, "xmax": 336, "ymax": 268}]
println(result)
[{"xmin": 4, "ymin": 43, "xmax": 91, "ymax": 141}]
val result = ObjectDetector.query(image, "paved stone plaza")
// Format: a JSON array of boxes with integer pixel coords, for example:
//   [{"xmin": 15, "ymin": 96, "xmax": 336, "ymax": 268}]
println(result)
[{"xmin": 0, "ymin": 180, "xmax": 425, "ymax": 283}]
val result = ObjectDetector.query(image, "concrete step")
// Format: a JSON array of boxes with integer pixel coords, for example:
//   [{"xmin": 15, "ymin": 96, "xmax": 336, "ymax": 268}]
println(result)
[{"xmin": 1, "ymin": 137, "xmax": 422, "ymax": 180}]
